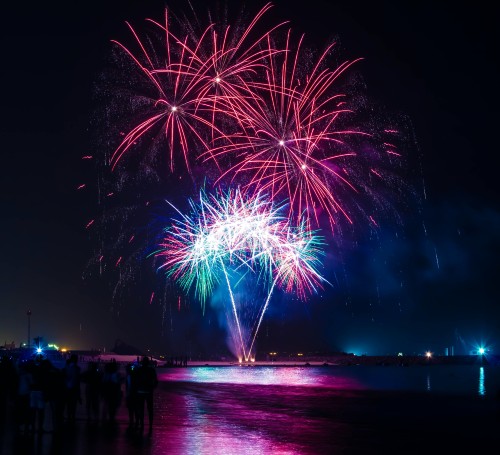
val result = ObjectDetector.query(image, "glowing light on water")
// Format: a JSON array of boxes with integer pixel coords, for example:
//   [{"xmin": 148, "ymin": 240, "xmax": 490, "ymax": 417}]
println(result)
[
  {"xmin": 478, "ymin": 367, "xmax": 485, "ymax": 396},
  {"xmin": 157, "ymin": 364, "xmax": 496, "ymax": 397},
  {"xmin": 158, "ymin": 366, "xmax": 364, "ymax": 389}
]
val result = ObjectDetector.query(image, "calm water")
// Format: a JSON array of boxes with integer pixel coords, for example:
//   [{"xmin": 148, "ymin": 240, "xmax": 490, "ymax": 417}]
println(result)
[
  {"xmin": 159, "ymin": 364, "xmax": 500, "ymax": 396},
  {"xmin": 4, "ymin": 364, "xmax": 500, "ymax": 454}
]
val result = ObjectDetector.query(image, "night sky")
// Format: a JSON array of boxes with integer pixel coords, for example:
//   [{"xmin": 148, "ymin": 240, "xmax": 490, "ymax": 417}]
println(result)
[{"xmin": 1, "ymin": 1, "xmax": 498, "ymax": 357}]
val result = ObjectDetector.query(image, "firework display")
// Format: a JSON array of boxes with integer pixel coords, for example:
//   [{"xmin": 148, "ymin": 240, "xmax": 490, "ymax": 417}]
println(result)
[
  {"xmin": 91, "ymin": 2, "xmax": 403, "ymax": 359},
  {"xmin": 153, "ymin": 187, "xmax": 326, "ymax": 360},
  {"xmin": 107, "ymin": 2, "xmax": 395, "ymax": 229}
]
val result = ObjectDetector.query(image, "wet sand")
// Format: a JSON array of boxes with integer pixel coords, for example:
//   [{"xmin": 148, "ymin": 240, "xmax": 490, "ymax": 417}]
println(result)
[{"xmin": 2, "ymin": 372, "xmax": 500, "ymax": 454}]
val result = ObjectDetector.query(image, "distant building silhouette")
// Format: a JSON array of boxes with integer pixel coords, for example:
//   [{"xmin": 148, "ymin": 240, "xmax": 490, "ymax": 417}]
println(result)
[{"xmin": 111, "ymin": 339, "xmax": 145, "ymax": 356}]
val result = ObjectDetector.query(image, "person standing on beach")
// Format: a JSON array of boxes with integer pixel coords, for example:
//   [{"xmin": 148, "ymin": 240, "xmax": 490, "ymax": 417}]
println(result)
[
  {"xmin": 81, "ymin": 361, "xmax": 102, "ymax": 423},
  {"xmin": 28, "ymin": 354, "xmax": 49, "ymax": 433},
  {"xmin": 15, "ymin": 360, "xmax": 32, "ymax": 434},
  {"xmin": 42, "ymin": 358, "xmax": 64, "ymax": 433},
  {"xmin": 135, "ymin": 356, "xmax": 158, "ymax": 434},
  {"xmin": 125, "ymin": 362, "xmax": 138, "ymax": 431},
  {"xmin": 101, "ymin": 359, "xmax": 122, "ymax": 424},
  {"xmin": 63, "ymin": 354, "xmax": 81, "ymax": 424}
]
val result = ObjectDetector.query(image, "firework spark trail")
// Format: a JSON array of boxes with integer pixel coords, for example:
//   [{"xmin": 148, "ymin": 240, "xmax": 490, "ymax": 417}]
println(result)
[
  {"xmin": 247, "ymin": 223, "xmax": 328, "ymax": 356},
  {"xmin": 221, "ymin": 261, "xmax": 248, "ymax": 360},
  {"xmin": 153, "ymin": 187, "xmax": 327, "ymax": 359},
  {"xmin": 159, "ymin": 4, "xmax": 286, "ymax": 112},
  {"xmin": 201, "ymin": 29, "xmax": 369, "ymax": 230},
  {"xmin": 247, "ymin": 277, "xmax": 277, "ymax": 360},
  {"xmin": 109, "ymin": 3, "xmax": 284, "ymax": 173},
  {"xmin": 109, "ymin": 17, "xmax": 224, "ymax": 172}
]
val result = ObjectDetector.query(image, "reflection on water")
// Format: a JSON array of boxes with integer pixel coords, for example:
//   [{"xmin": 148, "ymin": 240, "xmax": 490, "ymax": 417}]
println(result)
[
  {"xmin": 150, "ymin": 374, "xmax": 357, "ymax": 454},
  {"xmin": 4, "ymin": 365, "xmax": 499, "ymax": 455},
  {"xmin": 158, "ymin": 364, "xmax": 500, "ymax": 396},
  {"xmin": 152, "ymin": 391, "xmax": 312, "ymax": 455},
  {"xmin": 479, "ymin": 366, "xmax": 486, "ymax": 396},
  {"xmin": 149, "ymin": 365, "xmax": 500, "ymax": 455},
  {"xmin": 159, "ymin": 365, "xmax": 364, "ymax": 389}
]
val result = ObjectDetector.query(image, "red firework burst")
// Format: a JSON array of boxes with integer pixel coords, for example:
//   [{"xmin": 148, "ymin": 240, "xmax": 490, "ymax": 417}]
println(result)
[
  {"xmin": 106, "ymin": 3, "xmax": 402, "ymax": 233},
  {"xmin": 109, "ymin": 3, "xmax": 284, "ymax": 173},
  {"xmin": 202, "ymin": 28, "xmax": 368, "ymax": 229}
]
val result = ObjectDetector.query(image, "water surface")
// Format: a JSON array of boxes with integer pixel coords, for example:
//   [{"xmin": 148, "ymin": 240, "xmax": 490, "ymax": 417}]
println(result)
[{"xmin": 4, "ymin": 364, "xmax": 500, "ymax": 454}]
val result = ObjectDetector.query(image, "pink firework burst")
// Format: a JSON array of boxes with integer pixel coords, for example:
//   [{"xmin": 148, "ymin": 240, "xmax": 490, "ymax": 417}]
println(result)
[
  {"xmin": 202, "ymin": 27, "xmax": 371, "ymax": 230},
  {"xmin": 104, "ymin": 2, "xmax": 404, "ymax": 238},
  {"xmin": 109, "ymin": 3, "xmax": 284, "ymax": 174}
]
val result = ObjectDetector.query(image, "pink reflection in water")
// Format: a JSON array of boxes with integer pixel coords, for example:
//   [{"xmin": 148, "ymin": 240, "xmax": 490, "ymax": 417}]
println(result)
[
  {"xmin": 3, "ymin": 366, "xmax": 497, "ymax": 454},
  {"xmin": 158, "ymin": 365, "xmax": 365, "ymax": 389},
  {"xmin": 153, "ymin": 392, "xmax": 304, "ymax": 454},
  {"xmin": 151, "ymin": 369, "xmax": 355, "ymax": 455}
]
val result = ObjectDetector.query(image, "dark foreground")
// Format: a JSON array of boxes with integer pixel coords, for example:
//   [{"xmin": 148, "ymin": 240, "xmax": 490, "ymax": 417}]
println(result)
[{"xmin": 1, "ymin": 372, "xmax": 500, "ymax": 454}]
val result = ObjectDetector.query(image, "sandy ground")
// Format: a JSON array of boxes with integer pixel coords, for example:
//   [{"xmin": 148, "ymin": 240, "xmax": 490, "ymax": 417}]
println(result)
[
  {"xmin": 2, "ymin": 362, "xmax": 500, "ymax": 454},
  {"xmin": 2, "ymin": 380, "xmax": 500, "ymax": 454}
]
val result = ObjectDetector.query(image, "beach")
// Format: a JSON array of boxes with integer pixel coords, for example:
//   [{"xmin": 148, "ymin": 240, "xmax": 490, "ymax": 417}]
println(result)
[{"xmin": 1, "ymin": 364, "xmax": 500, "ymax": 454}]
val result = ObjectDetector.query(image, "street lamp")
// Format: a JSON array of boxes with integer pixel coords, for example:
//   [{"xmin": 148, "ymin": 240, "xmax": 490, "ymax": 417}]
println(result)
[{"xmin": 27, "ymin": 309, "xmax": 32, "ymax": 348}]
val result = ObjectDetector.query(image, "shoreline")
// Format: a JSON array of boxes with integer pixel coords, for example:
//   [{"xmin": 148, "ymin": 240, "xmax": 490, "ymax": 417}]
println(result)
[
  {"xmin": 157, "ymin": 354, "xmax": 494, "ymax": 368},
  {"xmin": 7, "ymin": 349, "xmax": 494, "ymax": 369}
]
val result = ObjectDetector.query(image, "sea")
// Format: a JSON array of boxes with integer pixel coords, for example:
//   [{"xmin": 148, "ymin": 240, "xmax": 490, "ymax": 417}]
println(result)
[{"xmin": 3, "ymin": 363, "xmax": 500, "ymax": 454}]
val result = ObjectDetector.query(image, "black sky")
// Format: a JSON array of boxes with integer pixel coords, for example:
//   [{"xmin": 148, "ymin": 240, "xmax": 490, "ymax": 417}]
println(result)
[{"xmin": 1, "ymin": 1, "xmax": 498, "ymax": 357}]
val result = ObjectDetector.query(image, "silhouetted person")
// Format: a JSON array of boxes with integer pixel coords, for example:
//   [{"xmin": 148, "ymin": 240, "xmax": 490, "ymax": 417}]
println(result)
[
  {"xmin": 135, "ymin": 356, "xmax": 158, "ymax": 434},
  {"xmin": 63, "ymin": 354, "xmax": 81, "ymax": 424},
  {"xmin": 101, "ymin": 359, "xmax": 122, "ymax": 424},
  {"xmin": 28, "ymin": 354, "xmax": 48, "ymax": 433},
  {"xmin": 15, "ymin": 360, "xmax": 32, "ymax": 434},
  {"xmin": 0, "ymin": 355, "xmax": 16, "ymax": 426},
  {"xmin": 44, "ymin": 360, "xmax": 65, "ymax": 432},
  {"xmin": 81, "ymin": 361, "xmax": 102, "ymax": 423},
  {"xmin": 125, "ymin": 363, "xmax": 138, "ymax": 431}
]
